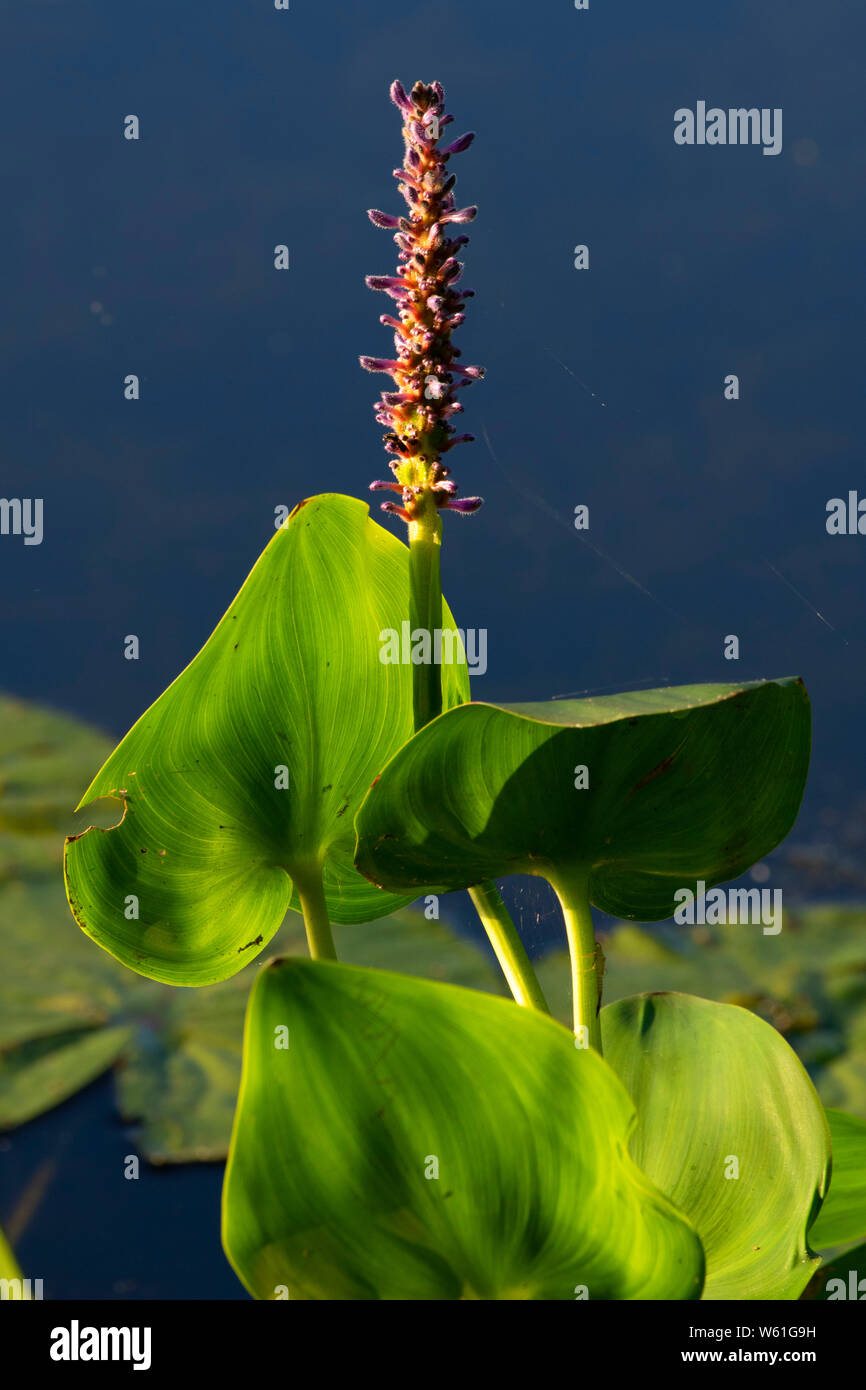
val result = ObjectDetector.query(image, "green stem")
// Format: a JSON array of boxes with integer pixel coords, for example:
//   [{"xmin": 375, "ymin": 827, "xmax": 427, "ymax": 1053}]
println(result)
[
  {"xmin": 407, "ymin": 499, "xmax": 444, "ymax": 732},
  {"xmin": 549, "ymin": 866, "xmax": 603, "ymax": 1051},
  {"xmin": 407, "ymin": 495, "xmax": 547, "ymax": 1014},
  {"xmin": 293, "ymin": 862, "xmax": 337, "ymax": 961},
  {"xmin": 468, "ymin": 881, "xmax": 550, "ymax": 1014}
]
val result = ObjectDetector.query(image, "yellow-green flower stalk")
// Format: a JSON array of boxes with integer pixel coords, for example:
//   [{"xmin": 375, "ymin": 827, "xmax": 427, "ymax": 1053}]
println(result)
[
  {"xmin": 361, "ymin": 82, "xmax": 547, "ymax": 1017},
  {"xmin": 362, "ymin": 80, "xmax": 484, "ymax": 730}
]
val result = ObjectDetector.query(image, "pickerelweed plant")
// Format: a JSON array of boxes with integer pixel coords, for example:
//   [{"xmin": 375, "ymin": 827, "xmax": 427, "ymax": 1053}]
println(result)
[{"xmin": 63, "ymin": 81, "xmax": 866, "ymax": 1301}]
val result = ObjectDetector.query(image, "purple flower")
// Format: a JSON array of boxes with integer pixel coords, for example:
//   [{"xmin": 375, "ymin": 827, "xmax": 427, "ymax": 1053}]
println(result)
[
  {"xmin": 442, "ymin": 206, "xmax": 477, "ymax": 224},
  {"xmin": 389, "ymin": 80, "xmax": 413, "ymax": 114},
  {"xmin": 442, "ymin": 132, "xmax": 476, "ymax": 156},
  {"xmin": 360, "ymin": 356, "xmax": 403, "ymax": 374},
  {"xmin": 444, "ymin": 496, "xmax": 484, "ymax": 513},
  {"xmin": 367, "ymin": 209, "xmax": 402, "ymax": 229},
  {"xmin": 365, "ymin": 275, "xmax": 409, "ymax": 293}
]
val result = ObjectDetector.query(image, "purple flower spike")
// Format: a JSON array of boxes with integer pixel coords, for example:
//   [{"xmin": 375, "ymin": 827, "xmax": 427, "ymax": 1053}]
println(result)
[{"xmin": 361, "ymin": 81, "xmax": 485, "ymax": 523}]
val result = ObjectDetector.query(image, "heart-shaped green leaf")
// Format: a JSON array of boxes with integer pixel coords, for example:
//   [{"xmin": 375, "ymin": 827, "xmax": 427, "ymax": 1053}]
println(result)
[
  {"xmin": 2, "ymin": 690, "xmax": 497, "ymax": 1157},
  {"xmin": 355, "ymin": 679, "xmax": 810, "ymax": 918},
  {"xmin": 808, "ymin": 1109, "xmax": 866, "ymax": 1250},
  {"xmin": 223, "ymin": 957, "xmax": 704, "ymax": 1300},
  {"xmin": 601, "ymin": 991, "xmax": 830, "ymax": 1300},
  {"xmin": 64, "ymin": 495, "xmax": 469, "ymax": 985}
]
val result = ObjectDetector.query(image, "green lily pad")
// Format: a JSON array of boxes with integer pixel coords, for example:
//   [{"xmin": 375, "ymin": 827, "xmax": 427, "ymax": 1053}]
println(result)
[
  {"xmin": 0, "ymin": 694, "xmax": 117, "ymax": 882},
  {"xmin": 355, "ymin": 679, "xmax": 810, "ymax": 919},
  {"xmin": 112, "ymin": 909, "xmax": 501, "ymax": 1164},
  {"xmin": 223, "ymin": 957, "xmax": 704, "ymax": 1300},
  {"xmin": 808, "ymin": 1109, "xmax": 866, "ymax": 1250},
  {"xmin": 0, "ymin": 1024, "xmax": 134, "ymax": 1128},
  {"xmin": 0, "ymin": 872, "xmax": 499, "ymax": 1161},
  {"xmin": 818, "ymin": 1050, "xmax": 866, "ymax": 1118},
  {"xmin": 64, "ymin": 495, "xmax": 469, "ymax": 986},
  {"xmin": 601, "ymin": 992, "xmax": 830, "ymax": 1300}
]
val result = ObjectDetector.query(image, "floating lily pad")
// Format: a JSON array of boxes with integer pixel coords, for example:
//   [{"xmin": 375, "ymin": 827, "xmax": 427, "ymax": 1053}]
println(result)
[
  {"xmin": 0, "ymin": 871, "xmax": 499, "ymax": 1161},
  {"xmin": 113, "ymin": 909, "xmax": 501, "ymax": 1164},
  {"xmin": 0, "ymin": 694, "xmax": 117, "ymax": 882}
]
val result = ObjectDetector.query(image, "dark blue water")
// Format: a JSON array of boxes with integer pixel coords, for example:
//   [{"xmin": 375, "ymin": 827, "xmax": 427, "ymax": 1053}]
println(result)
[
  {"xmin": 0, "ymin": 1077, "xmax": 245, "ymax": 1299},
  {"xmin": 1, "ymin": 0, "xmax": 864, "ymax": 1297}
]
